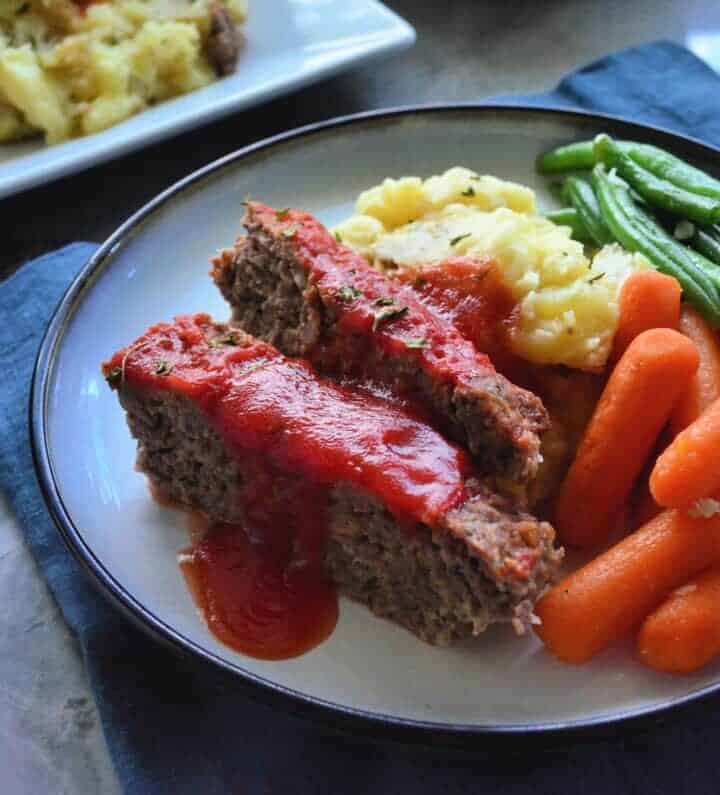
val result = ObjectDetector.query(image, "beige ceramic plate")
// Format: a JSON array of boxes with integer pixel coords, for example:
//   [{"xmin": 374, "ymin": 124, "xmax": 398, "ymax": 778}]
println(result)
[{"xmin": 31, "ymin": 106, "xmax": 720, "ymax": 738}]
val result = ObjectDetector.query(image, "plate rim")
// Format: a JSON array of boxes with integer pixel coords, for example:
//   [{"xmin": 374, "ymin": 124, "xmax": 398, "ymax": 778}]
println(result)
[{"xmin": 30, "ymin": 103, "xmax": 720, "ymax": 742}]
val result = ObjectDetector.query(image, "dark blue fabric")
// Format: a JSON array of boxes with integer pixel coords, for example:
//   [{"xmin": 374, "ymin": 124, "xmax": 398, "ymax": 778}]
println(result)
[
  {"xmin": 3, "ymin": 40, "xmax": 720, "ymax": 795},
  {"xmin": 498, "ymin": 39, "xmax": 720, "ymax": 145}
]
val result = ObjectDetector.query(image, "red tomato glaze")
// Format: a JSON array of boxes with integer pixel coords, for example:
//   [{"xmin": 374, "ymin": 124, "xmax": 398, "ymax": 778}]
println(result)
[
  {"xmin": 105, "ymin": 314, "xmax": 471, "ymax": 658},
  {"xmin": 396, "ymin": 256, "xmax": 527, "ymax": 382},
  {"xmin": 181, "ymin": 519, "xmax": 339, "ymax": 660},
  {"xmin": 249, "ymin": 202, "xmax": 501, "ymax": 389}
]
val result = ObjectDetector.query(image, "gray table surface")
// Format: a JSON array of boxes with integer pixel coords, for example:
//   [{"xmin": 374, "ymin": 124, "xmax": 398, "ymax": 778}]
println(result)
[{"xmin": 3, "ymin": 1, "xmax": 720, "ymax": 792}]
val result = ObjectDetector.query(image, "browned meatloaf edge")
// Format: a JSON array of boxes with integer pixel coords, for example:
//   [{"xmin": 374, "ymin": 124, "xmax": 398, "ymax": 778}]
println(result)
[
  {"xmin": 111, "ymin": 355, "xmax": 562, "ymax": 645},
  {"xmin": 210, "ymin": 201, "xmax": 549, "ymax": 484}
]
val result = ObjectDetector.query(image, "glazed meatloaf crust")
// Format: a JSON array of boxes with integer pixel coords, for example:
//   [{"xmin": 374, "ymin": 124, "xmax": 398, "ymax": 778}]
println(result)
[
  {"xmin": 104, "ymin": 315, "xmax": 561, "ymax": 644},
  {"xmin": 211, "ymin": 201, "xmax": 549, "ymax": 483}
]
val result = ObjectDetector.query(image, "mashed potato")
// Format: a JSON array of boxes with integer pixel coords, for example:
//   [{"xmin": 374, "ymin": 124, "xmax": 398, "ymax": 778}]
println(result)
[
  {"xmin": 0, "ymin": 0, "xmax": 247, "ymax": 143},
  {"xmin": 335, "ymin": 167, "xmax": 648, "ymax": 370}
]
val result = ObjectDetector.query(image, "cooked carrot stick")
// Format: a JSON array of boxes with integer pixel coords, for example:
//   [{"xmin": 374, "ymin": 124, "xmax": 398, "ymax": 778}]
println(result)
[
  {"xmin": 612, "ymin": 270, "xmax": 682, "ymax": 361},
  {"xmin": 670, "ymin": 305, "xmax": 720, "ymax": 435},
  {"xmin": 632, "ymin": 430, "xmax": 672, "ymax": 527},
  {"xmin": 535, "ymin": 510, "xmax": 720, "ymax": 664},
  {"xmin": 651, "ymin": 396, "xmax": 720, "ymax": 508},
  {"xmin": 638, "ymin": 567, "xmax": 720, "ymax": 674},
  {"xmin": 554, "ymin": 328, "xmax": 699, "ymax": 547},
  {"xmin": 634, "ymin": 478, "xmax": 662, "ymax": 526}
]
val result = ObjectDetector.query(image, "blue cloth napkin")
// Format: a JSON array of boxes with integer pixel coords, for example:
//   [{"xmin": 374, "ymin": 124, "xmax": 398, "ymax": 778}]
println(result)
[{"xmin": 3, "ymin": 40, "xmax": 720, "ymax": 795}]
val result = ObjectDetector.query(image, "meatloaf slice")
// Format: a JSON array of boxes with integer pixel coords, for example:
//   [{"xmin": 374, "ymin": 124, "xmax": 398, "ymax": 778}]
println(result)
[
  {"xmin": 210, "ymin": 201, "xmax": 549, "ymax": 483},
  {"xmin": 103, "ymin": 314, "xmax": 561, "ymax": 644}
]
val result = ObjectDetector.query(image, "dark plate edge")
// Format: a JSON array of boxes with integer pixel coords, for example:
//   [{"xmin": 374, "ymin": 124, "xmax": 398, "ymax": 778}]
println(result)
[{"xmin": 28, "ymin": 103, "xmax": 720, "ymax": 747}]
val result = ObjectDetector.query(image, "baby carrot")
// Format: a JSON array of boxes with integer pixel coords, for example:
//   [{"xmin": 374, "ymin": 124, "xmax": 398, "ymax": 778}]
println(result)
[
  {"xmin": 651, "ymin": 396, "xmax": 720, "ymax": 508},
  {"xmin": 670, "ymin": 305, "xmax": 720, "ymax": 435},
  {"xmin": 554, "ymin": 328, "xmax": 699, "ymax": 547},
  {"xmin": 535, "ymin": 509, "xmax": 720, "ymax": 664},
  {"xmin": 638, "ymin": 568, "xmax": 720, "ymax": 674},
  {"xmin": 612, "ymin": 270, "xmax": 682, "ymax": 361},
  {"xmin": 631, "ymin": 429, "xmax": 672, "ymax": 527},
  {"xmin": 634, "ymin": 478, "xmax": 663, "ymax": 526}
]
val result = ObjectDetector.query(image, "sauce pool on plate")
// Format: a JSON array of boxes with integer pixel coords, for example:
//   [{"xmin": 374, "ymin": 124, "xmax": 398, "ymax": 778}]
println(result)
[
  {"xmin": 180, "ymin": 518, "xmax": 339, "ymax": 661},
  {"xmin": 151, "ymin": 482, "xmax": 339, "ymax": 661}
]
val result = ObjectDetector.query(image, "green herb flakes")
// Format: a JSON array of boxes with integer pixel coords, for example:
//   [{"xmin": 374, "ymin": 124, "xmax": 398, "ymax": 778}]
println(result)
[
  {"xmin": 374, "ymin": 297, "xmax": 395, "ymax": 307},
  {"xmin": 338, "ymin": 285, "xmax": 363, "ymax": 302},
  {"xmin": 155, "ymin": 359, "xmax": 173, "ymax": 376},
  {"xmin": 587, "ymin": 272, "xmax": 605, "ymax": 284},
  {"xmin": 404, "ymin": 337, "xmax": 430, "ymax": 349},
  {"xmin": 450, "ymin": 233, "xmax": 472, "ymax": 247},
  {"xmin": 275, "ymin": 208, "xmax": 291, "ymax": 220},
  {"xmin": 461, "ymin": 186, "xmax": 476, "ymax": 197},
  {"xmin": 209, "ymin": 333, "xmax": 240, "ymax": 348},
  {"xmin": 105, "ymin": 367, "xmax": 122, "ymax": 387},
  {"xmin": 372, "ymin": 306, "xmax": 408, "ymax": 333}
]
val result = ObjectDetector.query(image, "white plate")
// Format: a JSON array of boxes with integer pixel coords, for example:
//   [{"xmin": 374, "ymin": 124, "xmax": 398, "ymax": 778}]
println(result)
[
  {"xmin": 0, "ymin": 0, "xmax": 414, "ymax": 200},
  {"xmin": 31, "ymin": 106, "xmax": 720, "ymax": 737}
]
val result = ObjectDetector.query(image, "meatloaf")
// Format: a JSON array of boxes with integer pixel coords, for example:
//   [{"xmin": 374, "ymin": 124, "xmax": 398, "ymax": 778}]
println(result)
[
  {"xmin": 211, "ymin": 201, "xmax": 549, "ymax": 483},
  {"xmin": 103, "ymin": 314, "xmax": 562, "ymax": 644}
]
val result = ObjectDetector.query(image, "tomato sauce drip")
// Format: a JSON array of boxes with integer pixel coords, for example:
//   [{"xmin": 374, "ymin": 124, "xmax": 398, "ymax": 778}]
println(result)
[
  {"xmin": 249, "ymin": 202, "xmax": 501, "ymax": 390},
  {"xmin": 395, "ymin": 256, "xmax": 528, "ymax": 383},
  {"xmin": 181, "ymin": 518, "xmax": 338, "ymax": 661},
  {"xmin": 106, "ymin": 315, "xmax": 471, "ymax": 658}
]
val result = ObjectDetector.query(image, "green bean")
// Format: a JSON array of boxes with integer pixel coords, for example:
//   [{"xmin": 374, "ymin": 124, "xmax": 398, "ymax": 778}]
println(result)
[
  {"xmin": 694, "ymin": 224, "xmax": 720, "ymax": 256},
  {"xmin": 594, "ymin": 134, "xmax": 720, "ymax": 225},
  {"xmin": 561, "ymin": 176, "xmax": 613, "ymax": 246},
  {"xmin": 688, "ymin": 226, "xmax": 720, "ymax": 266},
  {"xmin": 609, "ymin": 173, "xmax": 720, "ymax": 304},
  {"xmin": 705, "ymin": 224, "xmax": 720, "ymax": 243},
  {"xmin": 544, "ymin": 207, "xmax": 593, "ymax": 243},
  {"xmin": 631, "ymin": 211, "xmax": 720, "ymax": 292},
  {"xmin": 618, "ymin": 201, "xmax": 720, "ymax": 295},
  {"xmin": 539, "ymin": 137, "xmax": 720, "ymax": 204},
  {"xmin": 685, "ymin": 247, "xmax": 720, "ymax": 295},
  {"xmin": 628, "ymin": 185, "xmax": 648, "ymax": 206},
  {"xmin": 537, "ymin": 139, "xmax": 634, "ymax": 174},
  {"xmin": 536, "ymin": 141, "xmax": 596, "ymax": 173},
  {"xmin": 592, "ymin": 164, "xmax": 720, "ymax": 326},
  {"xmin": 627, "ymin": 143, "xmax": 720, "ymax": 201},
  {"xmin": 547, "ymin": 180, "xmax": 566, "ymax": 203}
]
